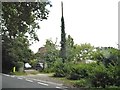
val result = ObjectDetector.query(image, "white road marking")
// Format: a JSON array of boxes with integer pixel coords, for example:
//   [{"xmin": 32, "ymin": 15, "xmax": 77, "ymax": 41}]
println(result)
[
  {"xmin": 62, "ymin": 89, "xmax": 68, "ymax": 90},
  {"xmin": 38, "ymin": 82, "xmax": 48, "ymax": 86},
  {"xmin": 16, "ymin": 76, "xmax": 25, "ymax": 79},
  {"xmin": 32, "ymin": 79, "xmax": 63, "ymax": 86},
  {"xmin": 17, "ymin": 77, "xmax": 23, "ymax": 80},
  {"xmin": 56, "ymin": 86, "xmax": 61, "ymax": 88},
  {"xmin": 10, "ymin": 75, "xmax": 15, "ymax": 78},
  {"xmin": 32, "ymin": 79, "xmax": 38, "ymax": 81},
  {"xmin": 25, "ymin": 79, "xmax": 33, "ymax": 82},
  {"xmin": 3, "ymin": 74, "xmax": 10, "ymax": 77}
]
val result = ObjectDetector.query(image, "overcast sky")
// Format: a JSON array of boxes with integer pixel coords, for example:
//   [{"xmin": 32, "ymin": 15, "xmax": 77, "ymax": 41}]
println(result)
[{"xmin": 29, "ymin": 0, "xmax": 119, "ymax": 53}]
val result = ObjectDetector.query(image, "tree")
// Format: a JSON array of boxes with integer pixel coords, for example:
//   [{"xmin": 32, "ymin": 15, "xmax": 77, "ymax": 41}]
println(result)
[
  {"xmin": 66, "ymin": 35, "xmax": 74, "ymax": 48},
  {"xmin": 2, "ymin": 1, "xmax": 52, "ymax": 72},
  {"xmin": 72, "ymin": 43, "xmax": 95, "ymax": 63},
  {"xmin": 60, "ymin": 2, "xmax": 66, "ymax": 63},
  {"xmin": 2, "ymin": 2, "xmax": 51, "ymax": 40},
  {"xmin": 66, "ymin": 35, "xmax": 74, "ymax": 62},
  {"xmin": 100, "ymin": 47, "xmax": 120, "ymax": 66},
  {"xmin": 44, "ymin": 39, "xmax": 59, "ymax": 69}
]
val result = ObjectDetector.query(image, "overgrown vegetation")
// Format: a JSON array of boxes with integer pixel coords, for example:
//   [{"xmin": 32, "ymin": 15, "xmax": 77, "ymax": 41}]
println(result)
[{"xmin": 37, "ymin": 38, "xmax": 120, "ymax": 88}]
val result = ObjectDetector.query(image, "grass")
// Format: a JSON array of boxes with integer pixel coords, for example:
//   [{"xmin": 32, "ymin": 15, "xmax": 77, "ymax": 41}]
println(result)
[
  {"xmin": 10, "ymin": 69, "xmax": 39, "ymax": 76},
  {"xmin": 27, "ymin": 71, "xmax": 39, "ymax": 75},
  {"xmin": 49, "ymin": 75, "xmax": 77, "ymax": 87},
  {"xmin": 10, "ymin": 72, "xmax": 27, "ymax": 76},
  {"xmin": 39, "ymin": 72, "xmax": 78, "ymax": 87},
  {"xmin": 49, "ymin": 75, "xmax": 120, "ymax": 89}
]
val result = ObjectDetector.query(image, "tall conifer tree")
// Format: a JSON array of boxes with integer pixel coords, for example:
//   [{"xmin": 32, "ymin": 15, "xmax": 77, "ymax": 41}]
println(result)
[{"xmin": 60, "ymin": 1, "xmax": 66, "ymax": 63}]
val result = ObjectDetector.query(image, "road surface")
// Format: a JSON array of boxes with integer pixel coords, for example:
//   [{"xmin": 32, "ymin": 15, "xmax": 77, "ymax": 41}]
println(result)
[{"xmin": 2, "ymin": 74, "xmax": 68, "ymax": 90}]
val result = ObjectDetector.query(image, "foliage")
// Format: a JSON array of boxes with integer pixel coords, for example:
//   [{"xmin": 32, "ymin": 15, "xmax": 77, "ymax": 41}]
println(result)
[
  {"xmin": 42, "ymin": 67, "xmax": 54, "ymax": 73},
  {"xmin": 73, "ymin": 79, "xmax": 88, "ymax": 87},
  {"xmin": 66, "ymin": 35, "xmax": 75, "ymax": 62},
  {"xmin": 51, "ymin": 38, "xmax": 120, "ymax": 88},
  {"xmin": 44, "ymin": 39, "xmax": 59, "ymax": 69},
  {"xmin": 66, "ymin": 64, "xmax": 89, "ymax": 80},
  {"xmin": 53, "ymin": 59, "xmax": 66, "ymax": 77},
  {"xmin": 107, "ymin": 65, "xmax": 120, "ymax": 87},
  {"xmin": 51, "ymin": 43, "xmax": 120, "ymax": 88},
  {"xmin": 72, "ymin": 43, "xmax": 95, "ymax": 63},
  {"xmin": 2, "ymin": 35, "xmax": 34, "ymax": 72},
  {"xmin": 60, "ymin": 2, "xmax": 66, "ymax": 63},
  {"xmin": 16, "ymin": 61, "xmax": 24, "ymax": 72},
  {"xmin": 53, "ymin": 58, "xmax": 120, "ymax": 88},
  {"xmin": 16, "ymin": 61, "xmax": 24, "ymax": 68},
  {"xmin": 29, "ymin": 59, "xmax": 38, "ymax": 68},
  {"xmin": 90, "ymin": 63, "xmax": 120, "ymax": 88},
  {"xmin": 99, "ymin": 47, "xmax": 119, "ymax": 66},
  {"xmin": 35, "ymin": 39, "xmax": 60, "ymax": 73},
  {"xmin": 91, "ymin": 48, "xmax": 104, "ymax": 61},
  {"xmin": 91, "ymin": 72, "xmax": 109, "ymax": 88},
  {"xmin": 2, "ymin": 1, "xmax": 52, "ymax": 72},
  {"xmin": 2, "ymin": 2, "xmax": 51, "ymax": 40}
]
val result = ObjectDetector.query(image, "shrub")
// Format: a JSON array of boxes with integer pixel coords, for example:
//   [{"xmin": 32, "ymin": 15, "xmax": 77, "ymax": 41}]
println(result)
[
  {"xmin": 42, "ymin": 67, "xmax": 54, "ymax": 73},
  {"xmin": 115, "ymin": 69, "xmax": 120, "ymax": 86},
  {"xmin": 16, "ymin": 61, "xmax": 24, "ymax": 72},
  {"xmin": 106, "ymin": 85, "xmax": 120, "ymax": 89},
  {"xmin": 53, "ymin": 61, "xmax": 67, "ymax": 77},
  {"xmin": 90, "ymin": 62, "xmax": 120, "ymax": 88},
  {"xmin": 74, "ymin": 79, "xmax": 88, "ymax": 87},
  {"xmin": 66, "ymin": 63, "xmax": 89, "ymax": 80},
  {"xmin": 107, "ymin": 65, "xmax": 120, "ymax": 87},
  {"xmin": 90, "ymin": 63, "xmax": 111, "ymax": 88},
  {"xmin": 91, "ymin": 72, "xmax": 110, "ymax": 88}
]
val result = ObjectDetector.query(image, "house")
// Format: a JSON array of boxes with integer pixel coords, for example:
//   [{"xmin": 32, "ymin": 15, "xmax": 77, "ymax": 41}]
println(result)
[
  {"xmin": 38, "ymin": 47, "xmax": 46, "ymax": 55},
  {"xmin": 35, "ymin": 47, "xmax": 47, "ymax": 70}
]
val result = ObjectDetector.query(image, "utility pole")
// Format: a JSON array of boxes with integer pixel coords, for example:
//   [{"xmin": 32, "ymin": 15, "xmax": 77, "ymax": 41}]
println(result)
[{"xmin": 60, "ymin": 1, "xmax": 66, "ymax": 63}]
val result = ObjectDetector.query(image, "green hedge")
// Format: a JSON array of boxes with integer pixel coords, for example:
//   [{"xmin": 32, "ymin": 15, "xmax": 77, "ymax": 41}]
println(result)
[
  {"xmin": 53, "ymin": 60, "xmax": 120, "ymax": 88},
  {"xmin": 53, "ymin": 61, "xmax": 66, "ymax": 77},
  {"xmin": 16, "ymin": 61, "xmax": 24, "ymax": 72},
  {"xmin": 66, "ymin": 64, "xmax": 89, "ymax": 80}
]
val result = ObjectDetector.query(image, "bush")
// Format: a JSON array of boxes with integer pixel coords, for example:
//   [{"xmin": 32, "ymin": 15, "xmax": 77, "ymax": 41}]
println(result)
[
  {"xmin": 66, "ymin": 63, "xmax": 90, "ymax": 80},
  {"xmin": 89, "ymin": 62, "xmax": 120, "ymax": 88},
  {"xmin": 74, "ymin": 79, "xmax": 88, "ymax": 87},
  {"xmin": 42, "ymin": 67, "xmax": 54, "ymax": 73},
  {"xmin": 53, "ymin": 61, "xmax": 67, "ymax": 77},
  {"xmin": 107, "ymin": 65, "xmax": 120, "ymax": 87},
  {"xmin": 16, "ymin": 61, "xmax": 24, "ymax": 72},
  {"xmin": 106, "ymin": 85, "xmax": 120, "ymax": 89},
  {"xmin": 90, "ymin": 63, "xmax": 108, "ymax": 88},
  {"xmin": 91, "ymin": 72, "xmax": 110, "ymax": 88},
  {"xmin": 53, "ymin": 58, "xmax": 120, "ymax": 88},
  {"xmin": 115, "ymin": 69, "xmax": 120, "ymax": 86}
]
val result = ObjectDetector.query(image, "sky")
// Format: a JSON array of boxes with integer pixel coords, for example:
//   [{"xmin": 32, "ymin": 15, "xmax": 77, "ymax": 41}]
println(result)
[{"xmin": 29, "ymin": 0, "xmax": 119, "ymax": 53}]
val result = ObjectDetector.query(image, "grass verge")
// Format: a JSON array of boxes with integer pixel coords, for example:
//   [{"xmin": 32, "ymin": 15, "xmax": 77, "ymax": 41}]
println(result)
[{"xmin": 10, "ymin": 72, "xmax": 27, "ymax": 76}]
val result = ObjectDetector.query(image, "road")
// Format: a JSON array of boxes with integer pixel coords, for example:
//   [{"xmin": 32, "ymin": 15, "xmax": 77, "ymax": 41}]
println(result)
[{"xmin": 2, "ymin": 74, "xmax": 68, "ymax": 90}]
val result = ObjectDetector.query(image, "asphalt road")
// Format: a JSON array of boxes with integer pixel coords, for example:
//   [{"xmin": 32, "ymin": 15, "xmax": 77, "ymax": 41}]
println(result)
[{"xmin": 2, "ymin": 74, "xmax": 67, "ymax": 90}]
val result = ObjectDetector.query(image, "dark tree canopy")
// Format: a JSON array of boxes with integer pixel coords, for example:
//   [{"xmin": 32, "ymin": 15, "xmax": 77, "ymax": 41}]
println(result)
[
  {"xmin": 2, "ymin": 2, "xmax": 52, "ymax": 40},
  {"xmin": 2, "ymin": 1, "xmax": 52, "ymax": 73}
]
